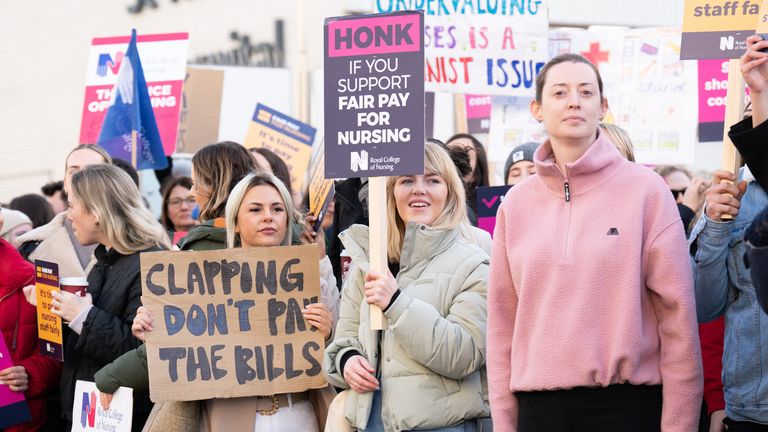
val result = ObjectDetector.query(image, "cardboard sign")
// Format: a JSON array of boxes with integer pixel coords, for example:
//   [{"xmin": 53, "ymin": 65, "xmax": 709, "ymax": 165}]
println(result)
[
  {"xmin": 72, "ymin": 381, "xmax": 133, "ymax": 432},
  {"xmin": 140, "ymin": 245, "xmax": 326, "ymax": 401},
  {"xmin": 244, "ymin": 103, "xmax": 316, "ymax": 193},
  {"xmin": 681, "ymin": 0, "xmax": 758, "ymax": 59},
  {"xmin": 308, "ymin": 142, "xmax": 336, "ymax": 233},
  {"xmin": 476, "ymin": 185, "xmax": 511, "ymax": 237},
  {"xmin": 0, "ymin": 337, "xmax": 31, "ymax": 429},
  {"xmin": 79, "ymin": 33, "xmax": 189, "ymax": 156},
  {"xmin": 374, "ymin": 0, "xmax": 549, "ymax": 95},
  {"xmin": 323, "ymin": 11, "xmax": 426, "ymax": 178},
  {"xmin": 35, "ymin": 260, "xmax": 63, "ymax": 362},
  {"xmin": 175, "ymin": 67, "xmax": 225, "ymax": 154}
]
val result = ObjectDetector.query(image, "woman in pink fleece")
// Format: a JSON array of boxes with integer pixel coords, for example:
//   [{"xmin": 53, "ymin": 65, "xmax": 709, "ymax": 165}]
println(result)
[{"xmin": 486, "ymin": 53, "xmax": 703, "ymax": 432}]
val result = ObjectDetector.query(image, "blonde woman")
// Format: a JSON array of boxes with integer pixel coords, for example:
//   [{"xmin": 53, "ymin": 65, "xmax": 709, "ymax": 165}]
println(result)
[
  {"xmin": 324, "ymin": 142, "xmax": 491, "ymax": 431},
  {"xmin": 50, "ymin": 164, "xmax": 170, "ymax": 431},
  {"xmin": 599, "ymin": 123, "xmax": 636, "ymax": 162}
]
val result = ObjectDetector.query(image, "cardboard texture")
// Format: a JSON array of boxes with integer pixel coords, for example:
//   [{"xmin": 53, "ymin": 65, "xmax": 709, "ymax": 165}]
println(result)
[
  {"xmin": 175, "ymin": 67, "xmax": 225, "ymax": 154},
  {"xmin": 140, "ymin": 245, "xmax": 326, "ymax": 402}
]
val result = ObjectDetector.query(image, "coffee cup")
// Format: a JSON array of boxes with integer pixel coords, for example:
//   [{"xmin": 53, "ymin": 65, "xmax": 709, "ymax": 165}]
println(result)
[{"xmin": 60, "ymin": 277, "xmax": 88, "ymax": 297}]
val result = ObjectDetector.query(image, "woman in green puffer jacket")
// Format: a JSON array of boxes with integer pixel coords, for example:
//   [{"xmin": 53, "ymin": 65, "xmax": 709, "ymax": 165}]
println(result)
[{"xmin": 324, "ymin": 142, "xmax": 492, "ymax": 432}]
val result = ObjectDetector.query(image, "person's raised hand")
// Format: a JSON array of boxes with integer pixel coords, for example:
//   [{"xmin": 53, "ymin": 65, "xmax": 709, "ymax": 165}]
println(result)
[
  {"xmin": 303, "ymin": 302, "xmax": 333, "ymax": 341},
  {"xmin": 742, "ymin": 35, "xmax": 768, "ymax": 94},
  {"xmin": 705, "ymin": 170, "xmax": 748, "ymax": 222},
  {"xmin": 132, "ymin": 306, "xmax": 154, "ymax": 342}
]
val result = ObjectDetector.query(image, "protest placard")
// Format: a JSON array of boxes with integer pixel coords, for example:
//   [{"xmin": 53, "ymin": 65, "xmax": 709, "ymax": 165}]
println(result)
[
  {"xmin": 308, "ymin": 142, "xmax": 336, "ymax": 233},
  {"xmin": 465, "ymin": 94, "xmax": 492, "ymax": 134},
  {"xmin": 324, "ymin": 11, "xmax": 426, "ymax": 329},
  {"xmin": 374, "ymin": 0, "xmax": 549, "ymax": 95},
  {"xmin": 175, "ymin": 67, "xmax": 225, "ymax": 154},
  {"xmin": 79, "ymin": 32, "xmax": 189, "ymax": 156},
  {"xmin": 34, "ymin": 260, "xmax": 63, "ymax": 362},
  {"xmin": 476, "ymin": 185, "xmax": 511, "ymax": 237},
  {"xmin": 698, "ymin": 59, "xmax": 730, "ymax": 141},
  {"xmin": 244, "ymin": 103, "xmax": 316, "ymax": 193},
  {"xmin": 0, "ymin": 337, "xmax": 31, "ymax": 429},
  {"xmin": 71, "ymin": 381, "xmax": 133, "ymax": 432},
  {"xmin": 681, "ymin": 0, "xmax": 758, "ymax": 59},
  {"xmin": 140, "ymin": 245, "xmax": 326, "ymax": 401}
]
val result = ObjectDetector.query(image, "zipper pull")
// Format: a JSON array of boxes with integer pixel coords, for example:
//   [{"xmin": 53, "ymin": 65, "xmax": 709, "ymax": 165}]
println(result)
[{"xmin": 564, "ymin": 181, "xmax": 571, "ymax": 202}]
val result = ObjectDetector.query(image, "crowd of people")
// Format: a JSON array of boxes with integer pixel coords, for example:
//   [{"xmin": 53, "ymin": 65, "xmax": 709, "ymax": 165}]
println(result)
[{"xmin": 1, "ymin": 37, "xmax": 768, "ymax": 432}]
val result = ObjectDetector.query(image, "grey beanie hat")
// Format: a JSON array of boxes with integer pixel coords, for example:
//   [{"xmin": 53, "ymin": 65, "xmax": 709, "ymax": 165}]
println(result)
[{"xmin": 504, "ymin": 142, "xmax": 539, "ymax": 180}]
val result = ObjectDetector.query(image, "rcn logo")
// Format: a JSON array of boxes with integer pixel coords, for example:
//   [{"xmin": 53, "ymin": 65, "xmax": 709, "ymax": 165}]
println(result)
[
  {"xmin": 80, "ymin": 391, "xmax": 97, "ymax": 428},
  {"xmin": 96, "ymin": 51, "xmax": 124, "ymax": 77},
  {"xmin": 720, "ymin": 36, "xmax": 734, "ymax": 51},
  {"xmin": 350, "ymin": 150, "xmax": 368, "ymax": 173}
]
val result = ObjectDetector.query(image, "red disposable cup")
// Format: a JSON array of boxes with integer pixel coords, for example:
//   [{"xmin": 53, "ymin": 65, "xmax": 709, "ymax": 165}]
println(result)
[{"xmin": 60, "ymin": 277, "xmax": 88, "ymax": 297}]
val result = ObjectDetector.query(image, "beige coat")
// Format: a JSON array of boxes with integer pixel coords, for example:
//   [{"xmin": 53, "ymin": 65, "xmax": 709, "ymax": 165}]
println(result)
[
  {"xmin": 16, "ymin": 212, "xmax": 96, "ymax": 278},
  {"xmin": 324, "ymin": 224, "xmax": 490, "ymax": 432}
]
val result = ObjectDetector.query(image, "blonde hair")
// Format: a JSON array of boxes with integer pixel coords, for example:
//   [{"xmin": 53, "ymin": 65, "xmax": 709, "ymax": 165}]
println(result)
[
  {"xmin": 70, "ymin": 165, "xmax": 170, "ymax": 254},
  {"xmin": 225, "ymin": 171, "xmax": 298, "ymax": 248},
  {"xmin": 66, "ymin": 144, "xmax": 112, "ymax": 171},
  {"xmin": 386, "ymin": 142, "xmax": 471, "ymax": 262},
  {"xmin": 599, "ymin": 123, "xmax": 635, "ymax": 162}
]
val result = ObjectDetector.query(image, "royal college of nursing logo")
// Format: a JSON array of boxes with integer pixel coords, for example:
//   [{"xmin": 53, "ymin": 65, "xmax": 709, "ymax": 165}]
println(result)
[
  {"xmin": 80, "ymin": 391, "xmax": 97, "ymax": 428},
  {"xmin": 350, "ymin": 150, "xmax": 368, "ymax": 173},
  {"xmin": 96, "ymin": 51, "xmax": 124, "ymax": 77},
  {"xmin": 720, "ymin": 35, "xmax": 735, "ymax": 51}
]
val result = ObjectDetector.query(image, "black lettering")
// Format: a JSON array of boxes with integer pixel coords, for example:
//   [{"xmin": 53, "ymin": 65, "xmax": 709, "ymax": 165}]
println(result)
[
  {"xmin": 255, "ymin": 345, "xmax": 266, "ymax": 380},
  {"xmin": 234, "ymin": 345, "xmax": 255, "ymax": 385},
  {"xmin": 240, "ymin": 262, "xmax": 252, "ymax": 293},
  {"xmin": 302, "ymin": 341, "xmax": 322, "ymax": 376},
  {"xmin": 203, "ymin": 260, "xmax": 221, "ymax": 294},
  {"xmin": 234, "ymin": 299, "xmax": 256, "ymax": 331},
  {"xmin": 164, "ymin": 306, "xmax": 185, "ymax": 336},
  {"xmin": 285, "ymin": 298, "xmax": 306, "ymax": 334},
  {"xmin": 395, "ymin": 23, "xmax": 413, "ymax": 45},
  {"xmin": 188, "ymin": 262, "xmax": 205, "ymax": 294},
  {"xmin": 168, "ymin": 263, "xmax": 185, "ymax": 295},
  {"xmin": 302, "ymin": 296, "xmax": 319, "ymax": 309},
  {"xmin": 267, "ymin": 344, "xmax": 284, "ymax": 381},
  {"xmin": 187, "ymin": 304, "xmax": 207, "ymax": 336},
  {"xmin": 284, "ymin": 344, "xmax": 302, "ymax": 379},
  {"xmin": 694, "ymin": 5, "xmax": 702, "ymax": 16},
  {"xmin": 186, "ymin": 347, "xmax": 212, "ymax": 381},
  {"xmin": 207, "ymin": 303, "xmax": 228, "ymax": 335},
  {"xmin": 145, "ymin": 263, "xmax": 166, "ymax": 295},
  {"xmin": 211, "ymin": 344, "xmax": 227, "ymax": 380},
  {"xmin": 374, "ymin": 24, "xmax": 393, "ymax": 47},
  {"xmin": 335, "ymin": 27, "xmax": 353, "ymax": 50},
  {"xmin": 159, "ymin": 347, "xmax": 186, "ymax": 382},
  {"xmin": 268, "ymin": 298, "xmax": 287, "ymax": 336},
  {"xmin": 280, "ymin": 258, "xmax": 303, "ymax": 292},
  {"xmin": 220, "ymin": 260, "xmax": 240, "ymax": 295},
  {"xmin": 354, "ymin": 27, "xmax": 373, "ymax": 48},
  {"xmin": 255, "ymin": 261, "xmax": 277, "ymax": 295}
]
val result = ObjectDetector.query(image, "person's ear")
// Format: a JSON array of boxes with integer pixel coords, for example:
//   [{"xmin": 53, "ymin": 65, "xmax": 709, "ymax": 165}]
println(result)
[
  {"xmin": 530, "ymin": 99, "xmax": 543, "ymax": 123},
  {"xmin": 600, "ymin": 98, "xmax": 609, "ymax": 121}
]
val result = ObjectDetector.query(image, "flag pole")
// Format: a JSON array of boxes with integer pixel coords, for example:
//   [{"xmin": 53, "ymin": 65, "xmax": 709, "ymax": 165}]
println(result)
[{"xmin": 131, "ymin": 130, "xmax": 138, "ymax": 169}]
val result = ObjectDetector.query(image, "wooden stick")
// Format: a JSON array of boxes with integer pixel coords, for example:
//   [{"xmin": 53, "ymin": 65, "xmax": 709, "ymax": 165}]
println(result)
[
  {"xmin": 368, "ymin": 176, "xmax": 387, "ymax": 330},
  {"xmin": 131, "ymin": 130, "xmax": 138, "ymax": 169},
  {"xmin": 454, "ymin": 93, "xmax": 468, "ymax": 134},
  {"xmin": 720, "ymin": 59, "xmax": 745, "ymax": 220}
]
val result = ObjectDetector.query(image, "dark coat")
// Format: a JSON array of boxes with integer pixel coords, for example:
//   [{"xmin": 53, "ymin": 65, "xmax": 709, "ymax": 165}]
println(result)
[
  {"xmin": 177, "ymin": 219, "xmax": 226, "ymax": 251},
  {"xmin": 60, "ymin": 244, "xmax": 162, "ymax": 431}
]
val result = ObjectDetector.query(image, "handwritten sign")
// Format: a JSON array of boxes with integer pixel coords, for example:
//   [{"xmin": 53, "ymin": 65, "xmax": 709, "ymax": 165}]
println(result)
[
  {"xmin": 140, "ymin": 245, "xmax": 326, "ymax": 401},
  {"xmin": 324, "ymin": 11, "xmax": 426, "ymax": 178},
  {"xmin": 72, "ymin": 381, "xmax": 133, "ymax": 432},
  {"xmin": 244, "ymin": 103, "xmax": 317, "ymax": 193},
  {"xmin": 0, "ymin": 337, "xmax": 31, "ymax": 429},
  {"xmin": 374, "ymin": 0, "xmax": 549, "ymax": 95},
  {"xmin": 35, "ymin": 260, "xmax": 63, "ymax": 362}
]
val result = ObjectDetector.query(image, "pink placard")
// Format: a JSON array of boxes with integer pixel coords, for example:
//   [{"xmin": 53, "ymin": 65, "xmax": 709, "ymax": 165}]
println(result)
[
  {"xmin": 698, "ymin": 59, "xmax": 728, "ymax": 124},
  {"xmin": 0, "ymin": 337, "xmax": 24, "ymax": 407},
  {"xmin": 327, "ymin": 13, "xmax": 421, "ymax": 57},
  {"xmin": 465, "ymin": 94, "xmax": 492, "ymax": 119}
]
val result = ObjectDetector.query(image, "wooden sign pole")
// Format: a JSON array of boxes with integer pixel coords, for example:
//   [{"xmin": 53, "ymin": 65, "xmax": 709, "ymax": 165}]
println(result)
[
  {"xmin": 454, "ymin": 94, "xmax": 468, "ymax": 134},
  {"xmin": 720, "ymin": 59, "xmax": 745, "ymax": 220},
  {"xmin": 368, "ymin": 176, "xmax": 387, "ymax": 330}
]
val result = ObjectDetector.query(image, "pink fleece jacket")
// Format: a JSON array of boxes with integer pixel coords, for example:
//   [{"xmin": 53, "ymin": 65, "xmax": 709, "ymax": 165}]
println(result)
[{"xmin": 487, "ymin": 134, "xmax": 703, "ymax": 431}]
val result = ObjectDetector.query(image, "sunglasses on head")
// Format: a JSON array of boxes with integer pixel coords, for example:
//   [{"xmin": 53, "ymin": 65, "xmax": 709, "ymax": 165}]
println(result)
[{"xmin": 671, "ymin": 188, "xmax": 686, "ymax": 199}]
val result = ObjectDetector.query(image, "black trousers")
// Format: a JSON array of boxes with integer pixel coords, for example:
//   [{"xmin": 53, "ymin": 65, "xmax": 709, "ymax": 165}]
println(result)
[
  {"xmin": 724, "ymin": 418, "xmax": 768, "ymax": 431},
  {"xmin": 516, "ymin": 384, "xmax": 662, "ymax": 432}
]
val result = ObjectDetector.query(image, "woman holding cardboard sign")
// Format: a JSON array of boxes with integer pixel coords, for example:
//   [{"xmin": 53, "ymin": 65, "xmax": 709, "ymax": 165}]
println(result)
[
  {"xmin": 324, "ymin": 142, "xmax": 491, "ymax": 432},
  {"xmin": 50, "ymin": 164, "xmax": 170, "ymax": 431},
  {"xmin": 487, "ymin": 53, "xmax": 702, "ymax": 432}
]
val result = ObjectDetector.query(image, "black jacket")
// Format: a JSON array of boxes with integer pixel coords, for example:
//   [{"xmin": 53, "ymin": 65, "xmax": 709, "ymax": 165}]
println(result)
[
  {"xmin": 730, "ymin": 116, "xmax": 768, "ymax": 191},
  {"xmin": 60, "ymin": 244, "xmax": 161, "ymax": 431}
]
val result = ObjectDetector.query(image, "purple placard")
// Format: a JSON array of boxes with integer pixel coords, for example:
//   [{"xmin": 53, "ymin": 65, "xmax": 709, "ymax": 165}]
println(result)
[
  {"xmin": 476, "ymin": 185, "xmax": 511, "ymax": 237},
  {"xmin": 324, "ymin": 11, "xmax": 425, "ymax": 179},
  {"xmin": 0, "ymin": 337, "xmax": 31, "ymax": 429}
]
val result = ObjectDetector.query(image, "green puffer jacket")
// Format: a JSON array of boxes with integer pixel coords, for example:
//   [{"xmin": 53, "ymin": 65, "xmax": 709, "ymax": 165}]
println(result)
[
  {"xmin": 177, "ymin": 220, "xmax": 227, "ymax": 251},
  {"xmin": 324, "ymin": 223, "xmax": 490, "ymax": 432}
]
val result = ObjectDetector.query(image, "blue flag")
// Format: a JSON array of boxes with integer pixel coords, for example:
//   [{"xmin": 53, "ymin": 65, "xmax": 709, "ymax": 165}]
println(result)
[{"xmin": 97, "ymin": 29, "xmax": 167, "ymax": 170}]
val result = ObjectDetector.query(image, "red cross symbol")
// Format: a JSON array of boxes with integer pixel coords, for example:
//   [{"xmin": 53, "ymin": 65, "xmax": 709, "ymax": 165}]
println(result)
[{"xmin": 581, "ymin": 42, "xmax": 610, "ymax": 66}]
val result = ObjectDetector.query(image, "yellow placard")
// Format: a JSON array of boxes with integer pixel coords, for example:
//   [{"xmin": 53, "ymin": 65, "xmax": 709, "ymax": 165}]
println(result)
[{"xmin": 683, "ymin": 0, "xmax": 760, "ymax": 33}]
